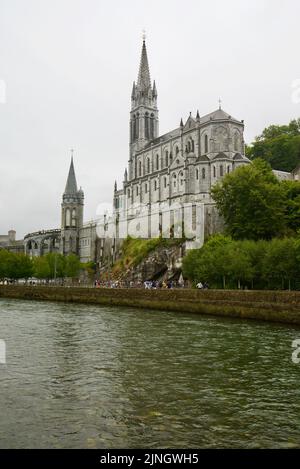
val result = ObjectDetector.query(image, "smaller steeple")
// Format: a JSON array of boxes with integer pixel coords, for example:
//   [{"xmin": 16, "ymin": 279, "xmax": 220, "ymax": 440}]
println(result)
[
  {"xmin": 124, "ymin": 168, "xmax": 128, "ymax": 182},
  {"xmin": 64, "ymin": 153, "xmax": 78, "ymax": 195},
  {"xmin": 114, "ymin": 180, "xmax": 117, "ymax": 192},
  {"xmin": 131, "ymin": 81, "xmax": 136, "ymax": 100},
  {"xmin": 196, "ymin": 110, "xmax": 200, "ymax": 121},
  {"xmin": 152, "ymin": 80, "xmax": 157, "ymax": 99},
  {"xmin": 180, "ymin": 118, "xmax": 184, "ymax": 128}
]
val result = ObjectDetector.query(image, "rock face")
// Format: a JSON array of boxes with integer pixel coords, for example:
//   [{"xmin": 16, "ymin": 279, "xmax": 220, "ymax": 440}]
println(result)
[{"xmin": 128, "ymin": 243, "xmax": 185, "ymax": 282}]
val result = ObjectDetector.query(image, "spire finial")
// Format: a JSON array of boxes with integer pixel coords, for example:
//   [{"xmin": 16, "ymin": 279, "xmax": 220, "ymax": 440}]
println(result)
[
  {"xmin": 142, "ymin": 29, "xmax": 146, "ymax": 42},
  {"xmin": 70, "ymin": 148, "xmax": 74, "ymax": 160},
  {"xmin": 218, "ymin": 98, "xmax": 222, "ymax": 110}
]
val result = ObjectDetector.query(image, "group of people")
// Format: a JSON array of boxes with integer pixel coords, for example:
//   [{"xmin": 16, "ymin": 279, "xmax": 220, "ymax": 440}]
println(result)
[
  {"xmin": 196, "ymin": 281, "xmax": 210, "ymax": 290},
  {"xmin": 93, "ymin": 279, "xmax": 187, "ymax": 289}
]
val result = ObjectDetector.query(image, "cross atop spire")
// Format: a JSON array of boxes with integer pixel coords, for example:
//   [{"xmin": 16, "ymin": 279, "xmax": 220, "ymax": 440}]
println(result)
[{"xmin": 218, "ymin": 98, "xmax": 222, "ymax": 110}]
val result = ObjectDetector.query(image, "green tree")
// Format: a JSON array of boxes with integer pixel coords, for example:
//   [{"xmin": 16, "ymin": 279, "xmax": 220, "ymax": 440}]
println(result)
[
  {"xmin": 33, "ymin": 256, "xmax": 51, "ymax": 279},
  {"xmin": 211, "ymin": 159, "xmax": 285, "ymax": 240},
  {"xmin": 65, "ymin": 254, "xmax": 81, "ymax": 278}
]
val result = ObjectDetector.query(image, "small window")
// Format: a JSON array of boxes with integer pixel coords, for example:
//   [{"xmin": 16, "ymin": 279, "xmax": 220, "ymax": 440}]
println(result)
[
  {"xmin": 227, "ymin": 166, "xmax": 230, "ymax": 174},
  {"xmin": 154, "ymin": 180, "xmax": 157, "ymax": 191},
  {"xmin": 156, "ymin": 154, "xmax": 159, "ymax": 170},
  {"xmin": 145, "ymin": 183, "xmax": 148, "ymax": 194},
  {"xmin": 136, "ymin": 186, "xmax": 139, "ymax": 196},
  {"xmin": 205, "ymin": 135, "xmax": 209, "ymax": 154},
  {"xmin": 220, "ymin": 165, "xmax": 224, "ymax": 177},
  {"xmin": 202, "ymin": 168, "xmax": 206, "ymax": 179},
  {"xmin": 164, "ymin": 176, "xmax": 167, "ymax": 188},
  {"xmin": 196, "ymin": 169, "xmax": 199, "ymax": 180},
  {"xmin": 213, "ymin": 166, "xmax": 216, "ymax": 178},
  {"xmin": 127, "ymin": 189, "xmax": 131, "ymax": 198}
]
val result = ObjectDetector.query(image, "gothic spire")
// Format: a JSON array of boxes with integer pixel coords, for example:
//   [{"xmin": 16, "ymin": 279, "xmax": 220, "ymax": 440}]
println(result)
[
  {"xmin": 64, "ymin": 155, "xmax": 78, "ymax": 195},
  {"xmin": 137, "ymin": 38, "xmax": 151, "ymax": 93},
  {"xmin": 152, "ymin": 80, "xmax": 157, "ymax": 99}
]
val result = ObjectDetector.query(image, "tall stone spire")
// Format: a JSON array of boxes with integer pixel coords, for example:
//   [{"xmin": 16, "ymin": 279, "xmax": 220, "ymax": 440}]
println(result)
[
  {"xmin": 64, "ymin": 156, "xmax": 78, "ymax": 195},
  {"xmin": 137, "ymin": 37, "xmax": 151, "ymax": 93}
]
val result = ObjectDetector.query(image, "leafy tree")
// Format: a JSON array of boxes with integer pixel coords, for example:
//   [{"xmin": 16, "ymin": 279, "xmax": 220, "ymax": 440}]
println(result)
[
  {"xmin": 65, "ymin": 254, "xmax": 81, "ymax": 278},
  {"xmin": 33, "ymin": 256, "xmax": 51, "ymax": 279},
  {"xmin": 262, "ymin": 238, "xmax": 298, "ymax": 290},
  {"xmin": 211, "ymin": 159, "xmax": 285, "ymax": 240}
]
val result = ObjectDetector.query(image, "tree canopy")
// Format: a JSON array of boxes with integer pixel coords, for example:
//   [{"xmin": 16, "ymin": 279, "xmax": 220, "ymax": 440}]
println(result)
[{"xmin": 246, "ymin": 118, "xmax": 300, "ymax": 172}]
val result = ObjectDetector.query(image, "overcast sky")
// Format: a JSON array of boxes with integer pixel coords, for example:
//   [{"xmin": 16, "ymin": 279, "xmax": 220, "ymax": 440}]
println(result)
[{"xmin": 0, "ymin": 0, "xmax": 300, "ymax": 237}]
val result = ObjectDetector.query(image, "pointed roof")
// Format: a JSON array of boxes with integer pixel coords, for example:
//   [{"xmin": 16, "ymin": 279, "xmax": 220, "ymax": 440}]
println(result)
[
  {"xmin": 137, "ymin": 39, "xmax": 151, "ymax": 92},
  {"xmin": 64, "ymin": 158, "xmax": 78, "ymax": 195}
]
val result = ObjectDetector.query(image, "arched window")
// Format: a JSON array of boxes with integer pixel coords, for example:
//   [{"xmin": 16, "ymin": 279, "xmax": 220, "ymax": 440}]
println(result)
[
  {"xmin": 173, "ymin": 174, "xmax": 177, "ymax": 191},
  {"xmin": 213, "ymin": 166, "xmax": 216, "ymax": 178},
  {"xmin": 175, "ymin": 146, "xmax": 179, "ymax": 156},
  {"xmin": 205, "ymin": 135, "xmax": 209, "ymax": 154},
  {"xmin": 72, "ymin": 208, "xmax": 76, "ymax": 227},
  {"xmin": 165, "ymin": 150, "xmax": 169, "ymax": 167},
  {"xmin": 191, "ymin": 139, "xmax": 195, "ymax": 152},
  {"xmin": 227, "ymin": 166, "xmax": 230, "ymax": 174},
  {"xmin": 156, "ymin": 154, "xmax": 159, "ymax": 170},
  {"xmin": 179, "ymin": 171, "xmax": 184, "ymax": 187},
  {"xmin": 220, "ymin": 165, "xmax": 224, "ymax": 177},
  {"xmin": 145, "ymin": 183, "xmax": 148, "ymax": 194},
  {"xmin": 136, "ymin": 113, "xmax": 139, "ymax": 139},
  {"xmin": 145, "ymin": 112, "xmax": 149, "ymax": 139},
  {"xmin": 147, "ymin": 157, "xmax": 150, "ymax": 174},
  {"xmin": 170, "ymin": 153, "xmax": 173, "ymax": 165},
  {"xmin": 138, "ymin": 160, "xmax": 142, "ymax": 177},
  {"xmin": 234, "ymin": 132, "xmax": 240, "ymax": 152},
  {"xmin": 187, "ymin": 141, "xmax": 191, "ymax": 153},
  {"xmin": 136, "ymin": 186, "xmax": 139, "ymax": 196},
  {"xmin": 154, "ymin": 180, "xmax": 157, "ymax": 191},
  {"xmin": 196, "ymin": 169, "xmax": 199, "ymax": 180},
  {"xmin": 202, "ymin": 168, "xmax": 206, "ymax": 179},
  {"xmin": 150, "ymin": 114, "xmax": 155, "ymax": 139},
  {"xmin": 65, "ymin": 208, "xmax": 71, "ymax": 227},
  {"xmin": 164, "ymin": 176, "xmax": 167, "ymax": 188}
]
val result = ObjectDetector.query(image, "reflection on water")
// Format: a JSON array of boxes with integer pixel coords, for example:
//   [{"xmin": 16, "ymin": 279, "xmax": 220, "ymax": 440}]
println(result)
[{"xmin": 0, "ymin": 298, "xmax": 300, "ymax": 448}]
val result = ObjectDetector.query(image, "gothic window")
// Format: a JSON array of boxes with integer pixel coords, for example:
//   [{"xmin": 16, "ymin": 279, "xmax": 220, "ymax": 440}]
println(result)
[
  {"xmin": 164, "ymin": 176, "xmax": 167, "ymax": 188},
  {"xmin": 220, "ymin": 165, "xmax": 224, "ymax": 177},
  {"xmin": 145, "ymin": 112, "xmax": 149, "ymax": 139},
  {"xmin": 136, "ymin": 186, "xmax": 139, "ymax": 196},
  {"xmin": 72, "ymin": 208, "xmax": 76, "ymax": 227},
  {"xmin": 234, "ymin": 132, "xmax": 240, "ymax": 152},
  {"xmin": 213, "ymin": 166, "xmax": 216, "ymax": 178},
  {"xmin": 191, "ymin": 139, "xmax": 195, "ymax": 152},
  {"xmin": 196, "ymin": 169, "xmax": 199, "ymax": 180},
  {"xmin": 138, "ymin": 160, "xmax": 142, "ymax": 177},
  {"xmin": 179, "ymin": 171, "xmax": 184, "ymax": 187},
  {"xmin": 175, "ymin": 146, "xmax": 179, "ymax": 156},
  {"xmin": 145, "ymin": 183, "xmax": 148, "ymax": 194},
  {"xmin": 65, "ymin": 208, "xmax": 71, "ymax": 227},
  {"xmin": 156, "ymin": 154, "xmax": 159, "ymax": 170},
  {"xmin": 127, "ymin": 188, "xmax": 131, "ymax": 198},
  {"xmin": 170, "ymin": 152, "xmax": 173, "ymax": 165},
  {"xmin": 187, "ymin": 141, "xmax": 191, "ymax": 153},
  {"xmin": 154, "ymin": 180, "xmax": 157, "ymax": 191},
  {"xmin": 173, "ymin": 174, "xmax": 177, "ymax": 191},
  {"xmin": 227, "ymin": 165, "xmax": 230, "ymax": 174},
  {"xmin": 202, "ymin": 167, "xmax": 206, "ymax": 179},
  {"xmin": 146, "ymin": 157, "xmax": 150, "ymax": 174},
  {"xmin": 204, "ymin": 135, "xmax": 209, "ymax": 154},
  {"xmin": 165, "ymin": 150, "xmax": 169, "ymax": 167},
  {"xmin": 136, "ymin": 113, "xmax": 139, "ymax": 139},
  {"xmin": 150, "ymin": 114, "xmax": 155, "ymax": 139}
]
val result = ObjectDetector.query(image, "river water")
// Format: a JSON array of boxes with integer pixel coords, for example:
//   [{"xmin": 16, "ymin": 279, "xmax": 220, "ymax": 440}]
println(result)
[{"xmin": 0, "ymin": 298, "xmax": 300, "ymax": 448}]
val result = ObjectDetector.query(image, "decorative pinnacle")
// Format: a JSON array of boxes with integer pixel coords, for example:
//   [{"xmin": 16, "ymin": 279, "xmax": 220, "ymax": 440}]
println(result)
[{"xmin": 218, "ymin": 98, "xmax": 222, "ymax": 110}]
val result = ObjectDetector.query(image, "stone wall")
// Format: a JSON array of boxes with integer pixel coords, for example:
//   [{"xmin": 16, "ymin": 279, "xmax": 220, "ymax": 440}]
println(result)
[{"xmin": 1, "ymin": 285, "xmax": 300, "ymax": 326}]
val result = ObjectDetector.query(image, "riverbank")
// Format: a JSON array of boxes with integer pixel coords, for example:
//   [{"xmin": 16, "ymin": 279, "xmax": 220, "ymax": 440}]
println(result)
[{"xmin": 1, "ymin": 285, "xmax": 300, "ymax": 326}]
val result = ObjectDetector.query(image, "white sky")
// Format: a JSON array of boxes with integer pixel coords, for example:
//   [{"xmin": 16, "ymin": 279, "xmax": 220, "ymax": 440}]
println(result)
[{"xmin": 0, "ymin": 0, "xmax": 300, "ymax": 237}]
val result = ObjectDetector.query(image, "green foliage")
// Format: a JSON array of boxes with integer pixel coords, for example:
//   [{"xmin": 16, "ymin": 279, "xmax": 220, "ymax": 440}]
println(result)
[
  {"xmin": 65, "ymin": 254, "xmax": 81, "ymax": 278},
  {"xmin": 211, "ymin": 159, "xmax": 285, "ymax": 240},
  {"xmin": 246, "ymin": 119, "xmax": 300, "ymax": 172},
  {"xmin": 0, "ymin": 250, "xmax": 33, "ymax": 280},
  {"xmin": 183, "ymin": 235, "xmax": 300, "ymax": 290}
]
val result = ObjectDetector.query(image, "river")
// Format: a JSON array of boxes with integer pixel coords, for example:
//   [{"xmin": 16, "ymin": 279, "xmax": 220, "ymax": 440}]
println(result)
[{"xmin": 0, "ymin": 298, "xmax": 300, "ymax": 448}]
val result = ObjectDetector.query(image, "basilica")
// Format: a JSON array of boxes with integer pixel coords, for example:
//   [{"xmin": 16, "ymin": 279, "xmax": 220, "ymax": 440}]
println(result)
[{"xmin": 23, "ymin": 37, "xmax": 253, "ymax": 265}]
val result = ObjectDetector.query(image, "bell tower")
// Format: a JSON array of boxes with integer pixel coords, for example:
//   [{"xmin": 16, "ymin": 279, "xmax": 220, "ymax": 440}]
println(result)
[{"xmin": 61, "ymin": 152, "xmax": 84, "ymax": 256}]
